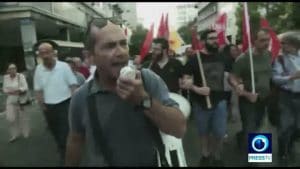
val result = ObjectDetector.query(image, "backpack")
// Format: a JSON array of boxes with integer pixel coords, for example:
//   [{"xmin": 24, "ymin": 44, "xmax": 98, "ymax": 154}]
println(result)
[{"xmin": 86, "ymin": 69, "xmax": 169, "ymax": 167}]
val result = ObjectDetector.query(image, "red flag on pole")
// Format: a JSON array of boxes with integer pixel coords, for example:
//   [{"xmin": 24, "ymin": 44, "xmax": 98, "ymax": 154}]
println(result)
[
  {"xmin": 164, "ymin": 13, "xmax": 170, "ymax": 40},
  {"xmin": 191, "ymin": 27, "xmax": 203, "ymax": 51},
  {"xmin": 157, "ymin": 14, "xmax": 165, "ymax": 38},
  {"xmin": 215, "ymin": 13, "xmax": 228, "ymax": 46},
  {"xmin": 243, "ymin": 2, "xmax": 256, "ymax": 93},
  {"xmin": 140, "ymin": 23, "xmax": 154, "ymax": 62},
  {"xmin": 260, "ymin": 18, "xmax": 281, "ymax": 62},
  {"xmin": 191, "ymin": 26, "xmax": 212, "ymax": 108},
  {"xmin": 242, "ymin": 8, "xmax": 249, "ymax": 52}
]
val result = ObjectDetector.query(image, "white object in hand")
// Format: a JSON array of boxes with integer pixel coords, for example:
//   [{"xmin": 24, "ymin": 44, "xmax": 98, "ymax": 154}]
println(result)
[{"xmin": 120, "ymin": 66, "xmax": 136, "ymax": 80}]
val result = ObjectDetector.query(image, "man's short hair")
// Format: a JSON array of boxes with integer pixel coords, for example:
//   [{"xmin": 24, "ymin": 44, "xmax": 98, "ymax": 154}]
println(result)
[
  {"xmin": 84, "ymin": 20, "xmax": 97, "ymax": 53},
  {"xmin": 84, "ymin": 18, "xmax": 122, "ymax": 53},
  {"xmin": 251, "ymin": 28, "xmax": 269, "ymax": 41},
  {"xmin": 33, "ymin": 39, "xmax": 58, "ymax": 52},
  {"xmin": 280, "ymin": 31, "xmax": 300, "ymax": 49},
  {"xmin": 200, "ymin": 29, "xmax": 217, "ymax": 41},
  {"xmin": 153, "ymin": 38, "xmax": 169, "ymax": 50}
]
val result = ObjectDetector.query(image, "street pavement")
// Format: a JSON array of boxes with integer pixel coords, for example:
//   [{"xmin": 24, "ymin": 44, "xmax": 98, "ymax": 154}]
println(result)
[{"xmin": 0, "ymin": 93, "xmax": 299, "ymax": 167}]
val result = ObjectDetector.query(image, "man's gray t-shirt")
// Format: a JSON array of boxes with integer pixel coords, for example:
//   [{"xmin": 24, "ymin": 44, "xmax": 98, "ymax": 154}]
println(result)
[{"xmin": 69, "ymin": 68, "xmax": 179, "ymax": 166}]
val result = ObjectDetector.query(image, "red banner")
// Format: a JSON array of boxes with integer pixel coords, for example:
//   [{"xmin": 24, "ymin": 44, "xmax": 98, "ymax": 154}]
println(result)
[
  {"xmin": 260, "ymin": 18, "xmax": 281, "ymax": 62},
  {"xmin": 140, "ymin": 23, "xmax": 154, "ymax": 62},
  {"xmin": 215, "ymin": 13, "xmax": 228, "ymax": 47},
  {"xmin": 157, "ymin": 14, "xmax": 165, "ymax": 38}
]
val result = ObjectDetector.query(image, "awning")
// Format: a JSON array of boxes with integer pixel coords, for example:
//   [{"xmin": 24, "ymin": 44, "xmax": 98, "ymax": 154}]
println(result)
[{"xmin": 52, "ymin": 40, "xmax": 84, "ymax": 48}]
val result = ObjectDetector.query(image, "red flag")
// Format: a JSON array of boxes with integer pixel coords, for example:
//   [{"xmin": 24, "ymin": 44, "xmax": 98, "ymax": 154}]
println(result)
[
  {"xmin": 242, "ymin": 8, "xmax": 249, "ymax": 52},
  {"xmin": 157, "ymin": 14, "xmax": 165, "ymax": 38},
  {"xmin": 164, "ymin": 13, "xmax": 170, "ymax": 40},
  {"xmin": 140, "ymin": 23, "xmax": 154, "ymax": 62},
  {"xmin": 260, "ymin": 18, "xmax": 281, "ymax": 62},
  {"xmin": 215, "ymin": 13, "xmax": 228, "ymax": 46},
  {"xmin": 191, "ymin": 27, "xmax": 203, "ymax": 51}
]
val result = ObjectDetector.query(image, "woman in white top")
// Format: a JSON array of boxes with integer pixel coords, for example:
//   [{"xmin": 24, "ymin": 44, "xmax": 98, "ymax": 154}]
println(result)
[{"xmin": 3, "ymin": 63, "xmax": 30, "ymax": 142}]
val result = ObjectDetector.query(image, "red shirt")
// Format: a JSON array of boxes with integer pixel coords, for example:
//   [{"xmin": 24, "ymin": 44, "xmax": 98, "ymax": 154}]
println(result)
[{"xmin": 79, "ymin": 66, "xmax": 90, "ymax": 79}]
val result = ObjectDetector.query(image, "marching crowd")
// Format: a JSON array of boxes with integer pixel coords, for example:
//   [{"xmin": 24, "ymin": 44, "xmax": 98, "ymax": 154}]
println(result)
[{"xmin": 1, "ymin": 17, "xmax": 300, "ymax": 167}]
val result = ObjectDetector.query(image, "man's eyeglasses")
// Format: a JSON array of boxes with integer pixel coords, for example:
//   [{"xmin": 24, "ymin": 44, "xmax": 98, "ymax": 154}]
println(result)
[{"xmin": 89, "ymin": 17, "xmax": 122, "ymax": 29}]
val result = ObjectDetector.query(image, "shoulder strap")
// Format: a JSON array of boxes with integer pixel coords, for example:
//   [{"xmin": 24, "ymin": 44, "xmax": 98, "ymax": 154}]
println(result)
[
  {"xmin": 277, "ymin": 55, "xmax": 287, "ymax": 73},
  {"xmin": 140, "ymin": 69, "xmax": 169, "ymax": 167},
  {"xmin": 86, "ymin": 80, "xmax": 113, "ymax": 165}
]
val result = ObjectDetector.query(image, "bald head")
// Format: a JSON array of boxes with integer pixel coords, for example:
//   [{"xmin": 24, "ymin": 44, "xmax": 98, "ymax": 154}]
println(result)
[
  {"xmin": 94, "ymin": 21, "xmax": 126, "ymax": 46},
  {"xmin": 38, "ymin": 42, "xmax": 55, "ymax": 51},
  {"xmin": 36, "ymin": 42, "xmax": 57, "ymax": 67},
  {"xmin": 86, "ymin": 20, "xmax": 125, "ymax": 54},
  {"xmin": 73, "ymin": 57, "xmax": 82, "ymax": 67},
  {"xmin": 86, "ymin": 20, "xmax": 129, "ymax": 80}
]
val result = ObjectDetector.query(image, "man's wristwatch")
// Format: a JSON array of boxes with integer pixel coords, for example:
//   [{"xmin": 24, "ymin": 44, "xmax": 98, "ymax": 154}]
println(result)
[{"xmin": 141, "ymin": 94, "xmax": 152, "ymax": 109}]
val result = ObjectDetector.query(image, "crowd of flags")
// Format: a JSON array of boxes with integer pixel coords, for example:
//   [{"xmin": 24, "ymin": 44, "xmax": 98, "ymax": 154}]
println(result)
[{"xmin": 137, "ymin": 2, "xmax": 281, "ymax": 63}]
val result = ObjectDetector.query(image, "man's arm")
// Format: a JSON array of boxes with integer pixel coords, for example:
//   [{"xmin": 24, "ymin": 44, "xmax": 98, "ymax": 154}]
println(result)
[
  {"xmin": 35, "ymin": 90, "xmax": 47, "ymax": 110},
  {"xmin": 229, "ymin": 72, "xmax": 258, "ymax": 102},
  {"xmin": 180, "ymin": 74, "xmax": 210, "ymax": 96},
  {"xmin": 64, "ymin": 63, "xmax": 79, "ymax": 94},
  {"xmin": 33, "ymin": 67, "xmax": 45, "ymax": 108},
  {"xmin": 116, "ymin": 71, "xmax": 186, "ymax": 139},
  {"xmin": 70, "ymin": 85, "xmax": 77, "ymax": 95},
  {"xmin": 65, "ymin": 89, "xmax": 86, "ymax": 166},
  {"xmin": 143, "ymin": 97, "xmax": 186, "ymax": 138},
  {"xmin": 272, "ymin": 58, "xmax": 300, "ymax": 85},
  {"xmin": 65, "ymin": 132, "xmax": 85, "ymax": 166}
]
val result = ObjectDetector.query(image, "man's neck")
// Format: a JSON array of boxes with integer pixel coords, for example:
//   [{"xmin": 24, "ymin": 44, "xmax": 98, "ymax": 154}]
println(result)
[
  {"xmin": 253, "ymin": 48, "xmax": 266, "ymax": 56},
  {"xmin": 96, "ymin": 69, "xmax": 117, "ymax": 92},
  {"xmin": 202, "ymin": 48, "xmax": 217, "ymax": 55},
  {"xmin": 157, "ymin": 55, "xmax": 169, "ymax": 68},
  {"xmin": 44, "ymin": 59, "xmax": 56, "ymax": 70},
  {"xmin": 9, "ymin": 74, "xmax": 16, "ymax": 79}
]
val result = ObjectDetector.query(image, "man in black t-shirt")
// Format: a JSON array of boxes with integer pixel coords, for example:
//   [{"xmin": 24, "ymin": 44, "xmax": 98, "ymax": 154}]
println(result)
[
  {"xmin": 181, "ymin": 29, "xmax": 228, "ymax": 166},
  {"xmin": 147, "ymin": 38, "xmax": 184, "ymax": 93}
]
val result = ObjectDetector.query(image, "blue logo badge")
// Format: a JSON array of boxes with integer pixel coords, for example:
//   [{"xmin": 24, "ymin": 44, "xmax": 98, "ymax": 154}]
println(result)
[
  {"xmin": 248, "ymin": 133, "xmax": 272, "ymax": 163},
  {"xmin": 248, "ymin": 133, "xmax": 272, "ymax": 153}
]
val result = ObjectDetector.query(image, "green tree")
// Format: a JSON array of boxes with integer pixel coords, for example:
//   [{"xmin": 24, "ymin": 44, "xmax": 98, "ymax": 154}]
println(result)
[
  {"xmin": 177, "ymin": 21, "xmax": 194, "ymax": 44},
  {"xmin": 235, "ymin": 2, "xmax": 261, "ymax": 43},
  {"xmin": 129, "ymin": 24, "xmax": 148, "ymax": 58},
  {"xmin": 235, "ymin": 2, "xmax": 299, "ymax": 43}
]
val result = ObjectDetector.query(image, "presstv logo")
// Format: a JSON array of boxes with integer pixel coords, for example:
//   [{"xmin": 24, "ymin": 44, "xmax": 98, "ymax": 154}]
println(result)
[{"xmin": 248, "ymin": 133, "xmax": 272, "ymax": 163}]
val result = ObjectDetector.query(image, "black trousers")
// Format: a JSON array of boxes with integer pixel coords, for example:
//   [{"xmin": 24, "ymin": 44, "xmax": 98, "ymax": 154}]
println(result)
[
  {"xmin": 277, "ymin": 90, "xmax": 300, "ymax": 157},
  {"xmin": 237, "ymin": 97, "xmax": 267, "ymax": 156},
  {"xmin": 44, "ymin": 98, "xmax": 70, "ymax": 164}
]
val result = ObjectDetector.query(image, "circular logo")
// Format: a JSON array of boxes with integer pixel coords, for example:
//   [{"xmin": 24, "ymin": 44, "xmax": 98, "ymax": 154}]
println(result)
[{"xmin": 251, "ymin": 135, "xmax": 269, "ymax": 152}]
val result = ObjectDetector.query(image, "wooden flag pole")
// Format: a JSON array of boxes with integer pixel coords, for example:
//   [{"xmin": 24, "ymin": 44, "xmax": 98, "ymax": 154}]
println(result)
[
  {"xmin": 196, "ymin": 50, "xmax": 212, "ymax": 109},
  {"xmin": 244, "ymin": 2, "xmax": 256, "ymax": 94}
]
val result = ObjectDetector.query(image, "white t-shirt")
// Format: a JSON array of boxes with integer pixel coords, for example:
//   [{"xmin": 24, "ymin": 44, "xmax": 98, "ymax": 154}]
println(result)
[{"xmin": 34, "ymin": 60, "xmax": 78, "ymax": 104}]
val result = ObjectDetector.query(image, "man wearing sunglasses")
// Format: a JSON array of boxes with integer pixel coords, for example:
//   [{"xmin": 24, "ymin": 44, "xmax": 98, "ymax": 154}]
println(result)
[{"xmin": 65, "ymin": 18, "xmax": 186, "ymax": 167}]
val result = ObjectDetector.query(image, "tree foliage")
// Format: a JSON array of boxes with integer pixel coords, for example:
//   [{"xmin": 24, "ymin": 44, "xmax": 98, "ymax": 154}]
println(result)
[
  {"xmin": 235, "ymin": 2, "xmax": 300, "ymax": 43},
  {"xmin": 177, "ymin": 21, "xmax": 194, "ymax": 45},
  {"xmin": 129, "ymin": 24, "xmax": 148, "ymax": 58}
]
